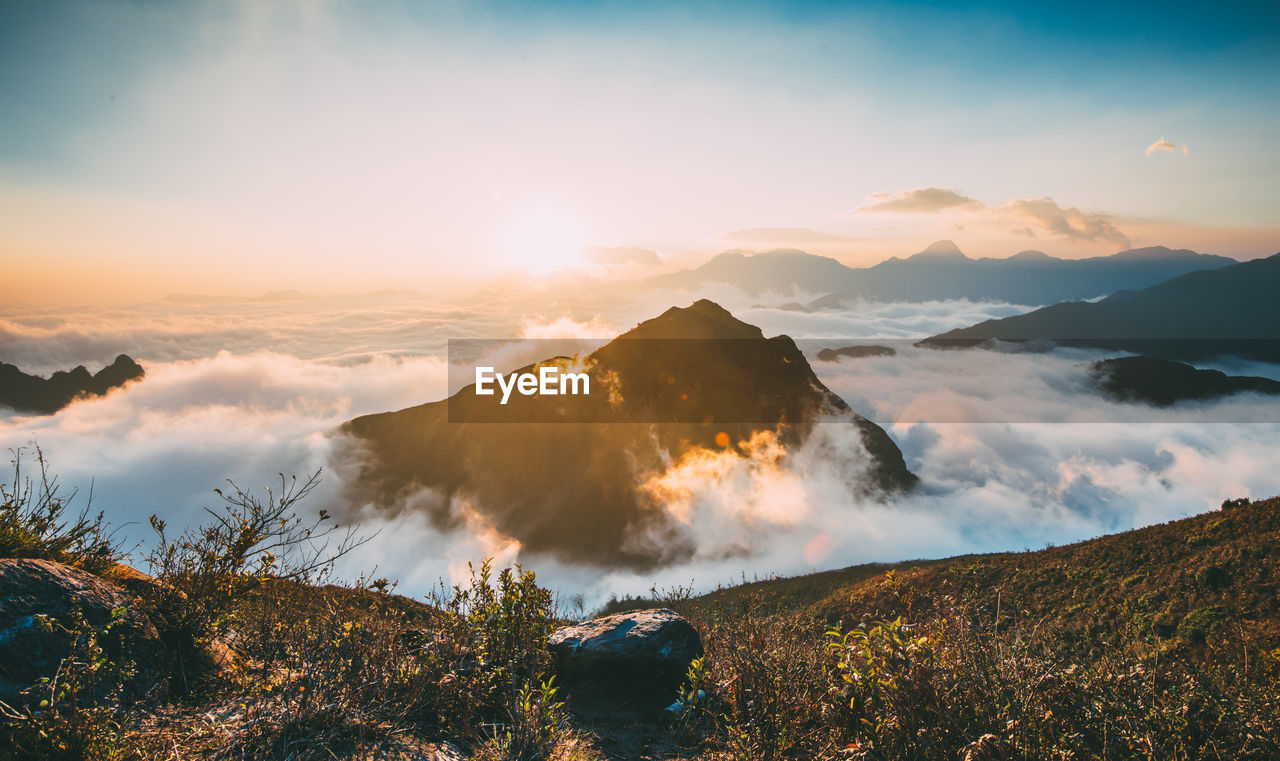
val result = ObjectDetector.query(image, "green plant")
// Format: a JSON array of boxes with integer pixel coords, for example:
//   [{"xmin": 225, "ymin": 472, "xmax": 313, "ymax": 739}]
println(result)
[
  {"xmin": 0, "ymin": 446, "xmax": 121, "ymax": 574},
  {"xmin": 144, "ymin": 470, "xmax": 366, "ymax": 692},
  {"xmin": 0, "ymin": 605, "xmax": 136, "ymax": 761},
  {"xmin": 698, "ymin": 598, "xmax": 834, "ymax": 761},
  {"xmin": 429, "ymin": 559, "xmax": 557, "ymax": 734},
  {"xmin": 475, "ymin": 676, "xmax": 568, "ymax": 761}
]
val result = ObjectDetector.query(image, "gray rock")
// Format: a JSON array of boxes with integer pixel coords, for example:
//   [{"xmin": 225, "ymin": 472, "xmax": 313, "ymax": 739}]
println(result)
[
  {"xmin": 0, "ymin": 558, "xmax": 167, "ymax": 707},
  {"xmin": 547, "ymin": 608, "xmax": 702, "ymax": 702}
]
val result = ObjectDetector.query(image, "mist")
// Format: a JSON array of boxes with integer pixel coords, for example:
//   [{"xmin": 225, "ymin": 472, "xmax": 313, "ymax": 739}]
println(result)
[{"xmin": 2, "ymin": 290, "xmax": 1277, "ymax": 609}]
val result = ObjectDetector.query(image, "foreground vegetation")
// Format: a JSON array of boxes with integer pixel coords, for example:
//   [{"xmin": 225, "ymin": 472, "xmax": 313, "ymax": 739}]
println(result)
[{"xmin": 2, "ymin": 449, "xmax": 1277, "ymax": 759}]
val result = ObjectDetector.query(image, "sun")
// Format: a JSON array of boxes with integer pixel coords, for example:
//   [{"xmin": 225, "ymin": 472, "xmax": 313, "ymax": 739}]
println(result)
[{"xmin": 497, "ymin": 204, "xmax": 588, "ymax": 275}]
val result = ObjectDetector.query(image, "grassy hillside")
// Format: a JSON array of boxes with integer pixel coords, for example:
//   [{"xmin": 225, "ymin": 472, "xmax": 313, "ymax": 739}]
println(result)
[
  {"xmin": 613, "ymin": 496, "xmax": 1280, "ymax": 760},
  {"xmin": 681, "ymin": 494, "xmax": 1280, "ymax": 651},
  {"xmin": 3, "ymin": 451, "xmax": 1277, "ymax": 760}
]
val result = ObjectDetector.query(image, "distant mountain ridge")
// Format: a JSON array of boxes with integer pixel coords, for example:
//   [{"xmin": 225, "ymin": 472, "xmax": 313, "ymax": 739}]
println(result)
[
  {"xmin": 340, "ymin": 300, "xmax": 915, "ymax": 570},
  {"xmin": 645, "ymin": 242, "xmax": 1238, "ymax": 305},
  {"xmin": 921, "ymin": 252, "xmax": 1280, "ymax": 361},
  {"xmin": 0, "ymin": 355, "xmax": 144, "ymax": 414}
]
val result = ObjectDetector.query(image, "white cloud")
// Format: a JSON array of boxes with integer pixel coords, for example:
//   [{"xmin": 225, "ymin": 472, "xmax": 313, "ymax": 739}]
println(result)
[
  {"xmin": 1146, "ymin": 136, "xmax": 1188, "ymax": 157},
  {"xmin": 854, "ymin": 187, "xmax": 985, "ymax": 214},
  {"xmin": 3, "ymin": 296, "xmax": 1276, "ymax": 609},
  {"xmin": 854, "ymin": 187, "xmax": 1130, "ymax": 247}
]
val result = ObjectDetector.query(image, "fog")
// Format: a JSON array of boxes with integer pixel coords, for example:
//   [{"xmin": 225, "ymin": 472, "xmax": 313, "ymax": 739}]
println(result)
[{"xmin": 2, "ymin": 289, "xmax": 1277, "ymax": 608}]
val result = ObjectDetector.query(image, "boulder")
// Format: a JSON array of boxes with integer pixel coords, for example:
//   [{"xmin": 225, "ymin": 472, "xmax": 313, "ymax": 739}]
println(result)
[
  {"xmin": 0, "ymin": 558, "xmax": 167, "ymax": 707},
  {"xmin": 547, "ymin": 608, "xmax": 702, "ymax": 705}
]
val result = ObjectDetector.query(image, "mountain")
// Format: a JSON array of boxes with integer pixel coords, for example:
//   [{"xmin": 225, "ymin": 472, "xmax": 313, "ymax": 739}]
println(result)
[
  {"xmin": 816, "ymin": 345, "xmax": 897, "ymax": 361},
  {"xmin": 0, "ymin": 355, "xmax": 144, "ymax": 415},
  {"xmin": 645, "ymin": 250, "xmax": 857, "ymax": 295},
  {"xmin": 644, "ymin": 242, "xmax": 1238, "ymax": 304},
  {"xmin": 340, "ymin": 300, "xmax": 915, "ymax": 570},
  {"xmin": 921, "ymin": 252, "xmax": 1280, "ymax": 361},
  {"xmin": 1091, "ymin": 356, "xmax": 1280, "ymax": 406}
]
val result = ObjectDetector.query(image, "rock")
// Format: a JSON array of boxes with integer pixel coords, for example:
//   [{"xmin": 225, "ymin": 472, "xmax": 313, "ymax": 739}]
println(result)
[
  {"xmin": 0, "ymin": 558, "xmax": 167, "ymax": 707},
  {"xmin": 104, "ymin": 562, "xmax": 176, "ymax": 599},
  {"xmin": 547, "ymin": 609, "xmax": 702, "ymax": 705}
]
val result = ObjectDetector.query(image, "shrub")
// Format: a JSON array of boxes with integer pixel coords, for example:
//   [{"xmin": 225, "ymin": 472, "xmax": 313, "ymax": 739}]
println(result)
[
  {"xmin": 0, "ymin": 605, "xmax": 136, "ymax": 761},
  {"xmin": 696, "ymin": 597, "xmax": 836, "ymax": 760},
  {"xmin": 0, "ymin": 446, "xmax": 121, "ymax": 574},
  {"xmin": 144, "ymin": 470, "xmax": 366, "ymax": 692},
  {"xmin": 473, "ymin": 676, "xmax": 568, "ymax": 761}
]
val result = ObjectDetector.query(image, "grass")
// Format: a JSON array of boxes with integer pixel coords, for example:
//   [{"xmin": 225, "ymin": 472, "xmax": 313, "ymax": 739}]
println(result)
[
  {"xmin": 2, "ymin": 452, "xmax": 1278, "ymax": 760},
  {"xmin": 0, "ymin": 447, "xmax": 121, "ymax": 575}
]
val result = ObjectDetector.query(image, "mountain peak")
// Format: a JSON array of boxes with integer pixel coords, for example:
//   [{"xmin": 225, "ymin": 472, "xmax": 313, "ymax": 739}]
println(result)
[
  {"xmin": 1009, "ymin": 249, "xmax": 1052, "ymax": 261},
  {"xmin": 909, "ymin": 240, "xmax": 969, "ymax": 261},
  {"xmin": 623, "ymin": 299, "xmax": 765, "ymax": 340}
]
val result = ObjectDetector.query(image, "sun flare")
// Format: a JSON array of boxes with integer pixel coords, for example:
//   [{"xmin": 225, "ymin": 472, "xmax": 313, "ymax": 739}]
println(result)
[{"xmin": 497, "ymin": 204, "xmax": 588, "ymax": 275}]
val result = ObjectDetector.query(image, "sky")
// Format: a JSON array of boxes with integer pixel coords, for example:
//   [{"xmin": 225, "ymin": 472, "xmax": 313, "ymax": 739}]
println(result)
[{"xmin": 2, "ymin": 0, "xmax": 1279, "ymax": 302}]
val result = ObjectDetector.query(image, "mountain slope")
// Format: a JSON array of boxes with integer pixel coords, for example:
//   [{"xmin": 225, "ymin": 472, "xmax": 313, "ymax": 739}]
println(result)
[
  {"xmin": 663, "ymin": 495, "xmax": 1280, "ymax": 659},
  {"xmin": 645, "ymin": 242, "xmax": 1237, "ymax": 304},
  {"xmin": 921, "ymin": 252, "xmax": 1280, "ymax": 360},
  {"xmin": 339, "ymin": 300, "xmax": 915, "ymax": 569}
]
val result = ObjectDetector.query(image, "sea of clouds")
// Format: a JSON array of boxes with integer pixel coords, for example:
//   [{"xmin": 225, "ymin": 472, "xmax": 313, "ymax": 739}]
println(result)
[{"xmin": 2, "ymin": 287, "xmax": 1278, "ymax": 608}]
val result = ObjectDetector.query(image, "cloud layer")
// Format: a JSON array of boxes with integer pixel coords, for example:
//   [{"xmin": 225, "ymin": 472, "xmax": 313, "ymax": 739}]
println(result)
[{"xmin": 2, "ymin": 295, "xmax": 1276, "ymax": 608}]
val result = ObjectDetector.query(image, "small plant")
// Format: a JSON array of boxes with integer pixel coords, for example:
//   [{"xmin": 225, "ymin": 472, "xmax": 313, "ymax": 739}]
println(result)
[
  {"xmin": 0, "ymin": 605, "xmax": 136, "ymax": 761},
  {"xmin": 0, "ymin": 446, "xmax": 121, "ymax": 574},
  {"xmin": 145, "ymin": 470, "xmax": 367, "ymax": 692},
  {"xmin": 429, "ymin": 559, "xmax": 558, "ymax": 734},
  {"xmin": 475, "ymin": 676, "xmax": 568, "ymax": 761}
]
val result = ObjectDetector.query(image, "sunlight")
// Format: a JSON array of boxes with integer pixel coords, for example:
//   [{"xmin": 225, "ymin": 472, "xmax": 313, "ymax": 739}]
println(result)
[{"xmin": 497, "ymin": 203, "xmax": 588, "ymax": 275}]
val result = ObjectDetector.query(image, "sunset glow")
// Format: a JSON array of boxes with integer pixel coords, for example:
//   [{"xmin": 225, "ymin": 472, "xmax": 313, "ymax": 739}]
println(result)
[{"xmin": 1, "ymin": 2, "xmax": 1276, "ymax": 303}]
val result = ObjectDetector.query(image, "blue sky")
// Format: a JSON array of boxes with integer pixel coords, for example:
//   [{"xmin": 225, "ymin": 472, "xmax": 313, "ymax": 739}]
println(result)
[{"xmin": 2, "ymin": 0, "xmax": 1278, "ymax": 300}]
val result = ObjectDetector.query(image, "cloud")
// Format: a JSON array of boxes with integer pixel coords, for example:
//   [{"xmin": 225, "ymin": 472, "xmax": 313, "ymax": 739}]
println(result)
[
  {"xmin": 3, "ymin": 296, "xmax": 1277, "ymax": 610},
  {"xmin": 853, "ymin": 187, "xmax": 1130, "ymax": 247},
  {"xmin": 582, "ymin": 245, "xmax": 661, "ymax": 266},
  {"xmin": 1001, "ymin": 197, "xmax": 1130, "ymax": 247},
  {"xmin": 854, "ymin": 187, "xmax": 986, "ymax": 214},
  {"xmin": 1146, "ymin": 136, "xmax": 1188, "ymax": 157}
]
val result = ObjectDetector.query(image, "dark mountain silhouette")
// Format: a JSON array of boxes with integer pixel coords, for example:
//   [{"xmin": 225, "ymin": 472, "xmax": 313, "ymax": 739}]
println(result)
[
  {"xmin": 644, "ymin": 242, "xmax": 1236, "ymax": 304},
  {"xmin": 921, "ymin": 252, "xmax": 1280, "ymax": 361},
  {"xmin": 817, "ymin": 345, "xmax": 897, "ymax": 361},
  {"xmin": 0, "ymin": 355, "xmax": 144, "ymax": 415},
  {"xmin": 1091, "ymin": 356, "xmax": 1280, "ymax": 406},
  {"xmin": 340, "ymin": 300, "xmax": 915, "ymax": 570}
]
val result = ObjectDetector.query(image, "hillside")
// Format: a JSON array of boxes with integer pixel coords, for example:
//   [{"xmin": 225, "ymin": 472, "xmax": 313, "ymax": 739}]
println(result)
[
  {"xmin": 678, "ymin": 496, "xmax": 1280, "ymax": 652},
  {"xmin": 644, "ymin": 242, "xmax": 1237, "ymax": 304}
]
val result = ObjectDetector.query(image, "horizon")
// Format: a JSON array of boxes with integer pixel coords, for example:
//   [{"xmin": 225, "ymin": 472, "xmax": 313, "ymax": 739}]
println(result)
[
  {"xmin": 3, "ymin": 1, "xmax": 1279, "ymax": 303},
  {"xmin": 4, "ymin": 237, "xmax": 1276, "ymax": 307}
]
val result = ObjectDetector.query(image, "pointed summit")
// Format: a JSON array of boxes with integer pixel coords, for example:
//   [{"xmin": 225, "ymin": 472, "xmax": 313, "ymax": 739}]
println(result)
[
  {"xmin": 909, "ymin": 240, "xmax": 969, "ymax": 261},
  {"xmin": 343, "ymin": 301, "xmax": 916, "ymax": 569},
  {"xmin": 622, "ymin": 299, "xmax": 765, "ymax": 340}
]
